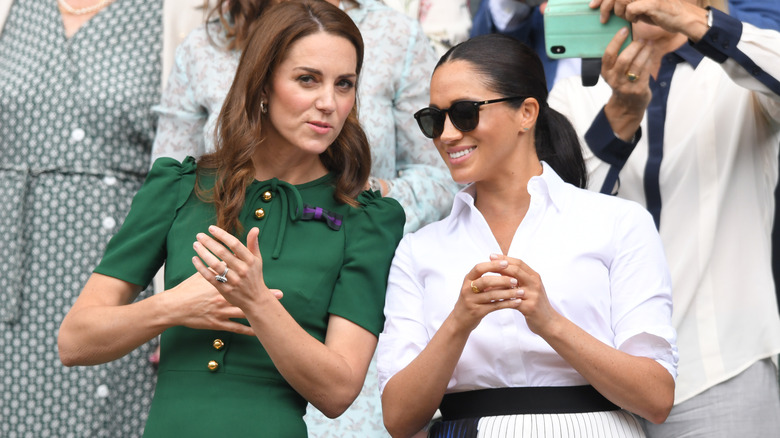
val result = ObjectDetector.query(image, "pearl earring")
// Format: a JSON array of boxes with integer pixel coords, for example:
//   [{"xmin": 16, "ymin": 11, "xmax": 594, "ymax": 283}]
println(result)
[{"xmin": 261, "ymin": 101, "xmax": 268, "ymax": 114}]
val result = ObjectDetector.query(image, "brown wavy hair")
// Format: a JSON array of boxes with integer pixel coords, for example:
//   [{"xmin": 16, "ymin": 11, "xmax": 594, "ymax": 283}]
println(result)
[
  {"xmin": 206, "ymin": 0, "xmax": 360, "ymax": 52},
  {"xmin": 197, "ymin": 0, "xmax": 370, "ymax": 234}
]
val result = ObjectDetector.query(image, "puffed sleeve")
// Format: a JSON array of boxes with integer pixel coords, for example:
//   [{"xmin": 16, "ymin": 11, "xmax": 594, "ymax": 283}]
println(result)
[
  {"xmin": 327, "ymin": 190, "xmax": 405, "ymax": 336},
  {"xmin": 151, "ymin": 26, "xmax": 209, "ymax": 164},
  {"xmin": 94, "ymin": 157, "xmax": 197, "ymax": 287},
  {"xmin": 385, "ymin": 16, "xmax": 460, "ymax": 233}
]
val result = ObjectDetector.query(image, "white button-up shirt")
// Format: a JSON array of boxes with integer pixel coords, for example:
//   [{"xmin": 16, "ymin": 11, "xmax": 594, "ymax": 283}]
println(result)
[{"xmin": 377, "ymin": 164, "xmax": 677, "ymax": 394}]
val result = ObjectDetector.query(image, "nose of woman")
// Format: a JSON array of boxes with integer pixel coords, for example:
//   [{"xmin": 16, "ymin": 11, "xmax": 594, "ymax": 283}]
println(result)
[{"xmin": 314, "ymin": 86, "xmax": 336, "ymax": 114}]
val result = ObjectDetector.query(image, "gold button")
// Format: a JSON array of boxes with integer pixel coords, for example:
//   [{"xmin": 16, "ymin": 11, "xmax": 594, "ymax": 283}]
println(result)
[
  {"xmin": 254, "ymin": 208, "xmax": 265, "ymax": 219},
  {"xmin": 207, "ymin": 360, "xmax": 219, "ymax": 372},
  {"xmin": 212, "ymin": 339, "xmax": 224, "ymax": 350},
  {"xmin": 262, "ymin": 191, "xmax": 272, "ymax": 202}
]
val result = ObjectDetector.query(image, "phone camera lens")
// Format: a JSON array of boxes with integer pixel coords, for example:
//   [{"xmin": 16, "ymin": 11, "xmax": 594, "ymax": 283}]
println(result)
[{"xmin": 552, "ymin": 46, "xmax": 566, "ymax": 54}]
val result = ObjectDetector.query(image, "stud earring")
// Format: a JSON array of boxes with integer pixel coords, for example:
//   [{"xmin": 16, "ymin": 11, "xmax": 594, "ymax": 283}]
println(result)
[
  {"xmin": 523, "ymin": 127, "xmax": 530, "ymax": 132},
  {"xmin": 261, "ymin": 101, "xmax": 268, "ymax": 114}
]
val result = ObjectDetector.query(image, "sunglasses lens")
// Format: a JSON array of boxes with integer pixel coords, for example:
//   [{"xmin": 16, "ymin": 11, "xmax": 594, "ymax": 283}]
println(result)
[
  {"xmin": 414, "ymin": 108, "xmax": 443, "ymax": 138},
  {"xmin": 450, "ymin": 102, "xmax": 479, "ymax": 132}
]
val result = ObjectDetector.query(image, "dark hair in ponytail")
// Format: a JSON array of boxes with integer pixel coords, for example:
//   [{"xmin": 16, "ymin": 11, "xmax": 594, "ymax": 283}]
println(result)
[{"xmin": 436, "ymin": 33, "xmax": 587, "ymax": 188}]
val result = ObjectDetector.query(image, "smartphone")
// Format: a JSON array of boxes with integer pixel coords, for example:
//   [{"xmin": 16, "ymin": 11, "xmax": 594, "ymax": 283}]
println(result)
[{"xmin": 544, "ymin": 0, "xmax": 632, "ymax": 59}]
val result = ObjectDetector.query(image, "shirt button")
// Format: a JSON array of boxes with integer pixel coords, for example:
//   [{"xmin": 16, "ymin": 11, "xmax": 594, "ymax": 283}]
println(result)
[
  {"xmin": 95, "ymin": 384, "xmax": 110, "ymax": 398},
  {"xmin": 102, "ymin": 217, "xmax": 116, "ymax": 229},
  {"xmin": 207, "ymin": 360, "xmax": 219, "ymax": 372},
  {"xmin": 213, "ymin": 339, "xmax": 224, "ymax": 350},
  {"xmin": 70, "ymin": 128, "xmax": 86, "ymax": 141},
  {"xmin": 262, "ymin": 191, "xmax": 272, "ymax": 202},
  {"xmin": 254, "ymin": 208, "xmax": 265, "ymax": 219},
  {"xmin": 660, "ymin": 81, "xmax": 668, "ymax": 87}
]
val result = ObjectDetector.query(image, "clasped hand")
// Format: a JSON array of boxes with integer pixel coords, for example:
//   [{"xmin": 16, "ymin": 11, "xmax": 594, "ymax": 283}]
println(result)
[
  {"xmin": 454, "ymin": 254, "xmax": 560, "ymax": 335},
  {"xmin": 180, "ymin": 225, "xmax": 282, "ymax": 334}
]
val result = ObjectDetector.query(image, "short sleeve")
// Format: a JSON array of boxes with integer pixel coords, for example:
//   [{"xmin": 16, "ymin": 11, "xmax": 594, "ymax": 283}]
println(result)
[
  {"xmin": 94, "ymin": 157, "xmax": 198, "ymax": 287},
  {"xmin": 327, "ymin": 190, "xmax": 405, "ymax": 337},
  {"xmin": 609, "ymin": 203, "xmax": 678, "ymax": 379}
]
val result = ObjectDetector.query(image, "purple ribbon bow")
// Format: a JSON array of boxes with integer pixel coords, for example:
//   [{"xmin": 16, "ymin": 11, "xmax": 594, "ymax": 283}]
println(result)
[{"xmin": 300, "ymin": 204, "xmax": 343, "ymax": 231}]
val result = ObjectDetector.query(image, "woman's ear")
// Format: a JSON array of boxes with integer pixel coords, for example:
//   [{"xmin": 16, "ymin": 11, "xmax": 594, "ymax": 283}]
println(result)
[
  {"xmin": 260, "ymin": 88, "xmax": 270, "ymax": 114},
  {"xmin": 517, "ymin": 97, "xmax": 540, "ymax": 133}
]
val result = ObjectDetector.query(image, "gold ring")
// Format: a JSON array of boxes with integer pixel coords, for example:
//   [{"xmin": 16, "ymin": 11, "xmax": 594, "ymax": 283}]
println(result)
[
  {"xmin": 470, "ymin": 281, "xmax": 480, "ymax": 294},
  {"xmin": 626, "ymin": 72, "xmax": 639, "ymax": 82}
]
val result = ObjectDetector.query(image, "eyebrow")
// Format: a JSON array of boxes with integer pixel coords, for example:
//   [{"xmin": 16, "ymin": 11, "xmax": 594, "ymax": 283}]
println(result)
[{"xmin": 294, "ymin": 66, "xmax": 357, "ymax": 80}]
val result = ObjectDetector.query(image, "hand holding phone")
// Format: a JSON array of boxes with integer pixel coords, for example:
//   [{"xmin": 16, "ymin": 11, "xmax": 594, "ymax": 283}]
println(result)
[{"xmin": 544, "ymin": 0, "xmax": 632, "ymax": 59}]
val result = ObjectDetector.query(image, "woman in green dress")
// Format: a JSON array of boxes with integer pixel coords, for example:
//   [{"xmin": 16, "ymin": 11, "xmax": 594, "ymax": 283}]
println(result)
[{"xmin": 57, "ymin": 1, "xmax": 405, "ymax": 436}]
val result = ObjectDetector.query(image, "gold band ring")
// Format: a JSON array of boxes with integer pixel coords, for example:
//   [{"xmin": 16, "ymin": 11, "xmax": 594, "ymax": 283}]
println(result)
[
  {"xmin": 470, "ymin": 281, "xmax": 480, "ymax": 294},
  {"xmin": 626, "ymin": 72, "xmax": 639, "ymax": 82}
]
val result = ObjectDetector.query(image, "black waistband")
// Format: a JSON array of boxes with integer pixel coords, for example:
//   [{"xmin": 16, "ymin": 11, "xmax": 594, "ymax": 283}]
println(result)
[{"xmin": 439, "ymin": 385, "xmax": 619, "ymax": 421}]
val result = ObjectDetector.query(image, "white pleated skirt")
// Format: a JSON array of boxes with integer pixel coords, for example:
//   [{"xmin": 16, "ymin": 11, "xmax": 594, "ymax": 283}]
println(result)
[{"xmin": 430, "ymin": 410, "xmax": 646, "ymax": 438}]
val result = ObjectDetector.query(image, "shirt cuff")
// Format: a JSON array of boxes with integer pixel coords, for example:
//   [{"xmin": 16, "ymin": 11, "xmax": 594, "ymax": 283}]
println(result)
[
  {"xmin": 690, "ymin": 7, "xmax": 742, "ymax": 64},
  {"xmin": 584, "ymin": 108, "xmax": 641, "ymax": 168}
]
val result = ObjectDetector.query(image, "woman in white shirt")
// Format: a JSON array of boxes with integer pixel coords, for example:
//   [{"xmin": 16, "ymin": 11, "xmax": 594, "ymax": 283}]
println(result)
[{"xmin": 376, "ymin": 33, "xmax": 677, "ymax": 438}]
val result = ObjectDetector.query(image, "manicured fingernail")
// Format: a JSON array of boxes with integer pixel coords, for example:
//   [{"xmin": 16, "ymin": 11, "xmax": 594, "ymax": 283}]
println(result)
[
  {"xmin": 516, "ymin": 289, "xmax": 525, "ymax": 298},
  {"xmin": 510, "ymin": 278, "xmax": 518, "ymax": 286},
  {"xmin": 499, "ymin": 260, "xmax": 508, "ymax": 268},
  {"xmin": 490, "ymin": 253, "xmax": 500, "ymax": 260},
  {"xmin": 620, "ymin": 27, "xmax": 629, "ymax": 36}
]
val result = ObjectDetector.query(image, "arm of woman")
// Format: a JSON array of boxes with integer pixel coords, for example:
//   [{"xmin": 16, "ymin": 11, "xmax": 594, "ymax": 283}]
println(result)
[
  {"xmin": 190, "ymin": 226, "xmax": 383, "ymax": 417},
  {"xmin": 492, "ymin": 204, "xmax": 676, "ymax": 424},
  {"xmin": 385, "ymin": 18, "xmax": 460, "ymax": 233},
  {"xmin": 193, "ymin": 191, "xmax": 405, "ymax": 418},
  {"xmin": 59, "ymin": 157, "xmax": 254, "ymax": 365},
  {"xmin": 600, "ymin": 0, "xmax": 780, "ymax": 99},
  {"xmin": 378, "ymin": 246, "xmax": 523, "ymax": 438},
  {"xmin": 58, "ymin": 272, "xmax": 252, "ymax": 366},
  {"xmin": 530, "ymin": 318, "xmax": 674, "ymax": 424}
]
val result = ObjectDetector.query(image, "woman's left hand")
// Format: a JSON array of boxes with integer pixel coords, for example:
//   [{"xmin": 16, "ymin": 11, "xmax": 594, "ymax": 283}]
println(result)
[
  {"xmin": 488, "ymin": 254, "xmax": 561, "ymax": 336},
  {"xmin": 192, "ymin": 225, "xmax": 282, "ymax": 311}
]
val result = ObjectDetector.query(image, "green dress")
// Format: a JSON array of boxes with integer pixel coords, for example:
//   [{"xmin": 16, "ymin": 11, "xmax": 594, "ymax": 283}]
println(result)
[{"xmin": 94, "ymin": 157, "xmax": 405, "ymax": 437}]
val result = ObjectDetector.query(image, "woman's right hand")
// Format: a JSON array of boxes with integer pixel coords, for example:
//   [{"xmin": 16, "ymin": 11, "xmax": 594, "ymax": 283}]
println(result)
[
  {"xmin": 601, "ymin": 27, "xmax": 653, "ymax": 141},
  {"xmin": 164, "ymin": 273, "xmax": 255, "ymax": 336},
  {"xmin": 451, "ymin": 259, "xmax": 523, "ymax": 333}
]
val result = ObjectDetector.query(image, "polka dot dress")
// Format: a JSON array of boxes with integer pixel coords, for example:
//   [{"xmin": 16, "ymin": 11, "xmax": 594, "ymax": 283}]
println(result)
[{"xmin": 0, "ymin": 1, "xmax": 162, "ymax": 436}]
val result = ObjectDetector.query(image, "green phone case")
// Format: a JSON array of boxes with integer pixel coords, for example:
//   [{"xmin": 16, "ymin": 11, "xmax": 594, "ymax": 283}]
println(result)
[{"xmin": 544, "ymin": 0, "xmax": 632, "ymax": 59}]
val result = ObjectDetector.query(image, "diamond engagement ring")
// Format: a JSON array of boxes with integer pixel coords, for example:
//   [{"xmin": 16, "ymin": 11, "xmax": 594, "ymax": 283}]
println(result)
[{"xmin": 215, "ymin": 267, "xmax": 229, "ymax": 283}]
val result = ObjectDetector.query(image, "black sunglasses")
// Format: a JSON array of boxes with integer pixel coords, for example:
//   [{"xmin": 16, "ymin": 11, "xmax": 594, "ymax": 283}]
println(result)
[{"xmin": 413, "ymin": 96, "xmax": 528, "ymax": 139}]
